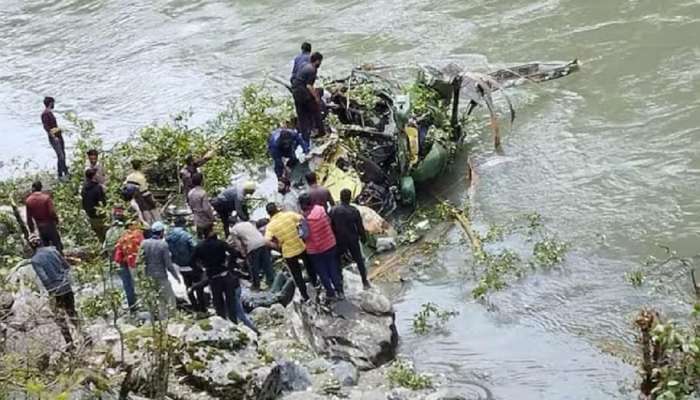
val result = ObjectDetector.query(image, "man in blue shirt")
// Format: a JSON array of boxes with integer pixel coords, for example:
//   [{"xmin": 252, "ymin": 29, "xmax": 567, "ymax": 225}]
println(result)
[
  {"xmin": 166, "ymin": 216, "xmax": 208, "ymax": 313},
  {"xmin": 290, "ymin": 42, "xmax": 311, "ymax": 83},
  {"xmin": 28, "ymin": 233, "xmax": 80, "ymax": 349},
  {"xmin": 268, "ymin": 119, "xmax": 310, "ymax": 178},
  {"xmin": 291, "ymin": 52, "xmax": 325, "ymax": 143}
]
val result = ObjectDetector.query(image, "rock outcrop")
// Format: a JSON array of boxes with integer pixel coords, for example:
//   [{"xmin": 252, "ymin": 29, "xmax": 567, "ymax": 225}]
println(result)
[{"xmin": 288, "ymin": 275, "xmax": 398, "ymax": 370}]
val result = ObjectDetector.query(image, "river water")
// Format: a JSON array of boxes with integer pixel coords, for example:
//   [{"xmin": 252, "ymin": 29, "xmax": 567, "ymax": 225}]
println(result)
[{"xmin": 2, "ymin": 0, "xmax": 700, "ymax": 398}]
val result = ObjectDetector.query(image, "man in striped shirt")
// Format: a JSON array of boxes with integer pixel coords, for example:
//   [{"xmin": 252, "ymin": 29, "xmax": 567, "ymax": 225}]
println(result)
[{"xmin": 264, "ymin": 203, "xmax": 317, "ymax": 302}]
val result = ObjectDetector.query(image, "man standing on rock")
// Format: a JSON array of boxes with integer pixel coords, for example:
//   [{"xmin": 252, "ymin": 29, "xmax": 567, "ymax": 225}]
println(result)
[
  {"xmin": 191, "ymin": 224, "xmax": 258, "ymax": 333},
  {"xmin": 299, "ymin": 193, "xmax": 343, "ymax": 301},
  {"xmin": 330, "ymin": 189, "xmax": 370, "ymax": 289},
  {"xmin": 187, "ymin": 173, "xmax": 215, "ymax": 238},
  {"xmin": 81, "ymin": 168, "xmax": 107, "ymax": 242},
  {"xmin": 25, "ymin": 180, "xmax": 64, "ymax": 254},
  {"xmin": 291, "ymin": 52, "xmax": 325, "ymax": 144},
  {"xmin": 230, "ymin": 218, "xmax": 275, "ymax": 291},
  {"xmin": 28, "ymin": 233, "xmax": 80, "ymax": 350},
  {"xmin": 141, "ymin": 221, "xmax": 180, "ymax": 319},
  {"xmin": 41, "ymin": 96, "xmax": 69, "ymax": 180},
  {"xmin": 264, "ymin": 203, "xmax": 316, "ymax": 302}
]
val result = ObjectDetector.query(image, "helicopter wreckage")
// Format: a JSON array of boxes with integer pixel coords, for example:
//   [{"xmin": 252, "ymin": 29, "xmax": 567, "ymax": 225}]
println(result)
[{"xmin": 282, "ymin": 59, "xmax": 580, "ymax": 215}]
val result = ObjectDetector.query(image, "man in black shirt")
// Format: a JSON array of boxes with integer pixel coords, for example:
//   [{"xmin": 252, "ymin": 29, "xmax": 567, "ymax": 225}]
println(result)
[
  {"xmin": 191, "ymin": 224, "xmax": 257, "ymax": 333},
  {"xmin": 330, "ymin": 189, "xmax": 370, "ymax": 289},
  {"xmin": 291, "ymin": 52, "xmax": 325, "ymax": 144},
  {"xmin": 81, "ymin": 168, "xmax": 107, "ymax": 242}
]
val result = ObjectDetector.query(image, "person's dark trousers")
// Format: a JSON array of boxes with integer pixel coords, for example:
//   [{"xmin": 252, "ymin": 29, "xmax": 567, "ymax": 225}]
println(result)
[
  {"xmin": 300, "ymin": 251, "xmax": 318, "ymax": 287},
  {"xmin": 208, "ymin": 273, "xmax": 238, "ymax": 323},
  {"xmin": 51, "ymin": 291, "xmax": 79, "ymax": 347},
  {"xmin": 247, "ymin": 247, "xmax": 275, "ymax": 288},
  {"xmin": 271, "ymin": 148, "xmax": 299, "ymax": 179},
  {"xmin": 309, "ymin": 247, "xmax": 343, "ymax": 298},
  {"xmin": 310, "ymin": 99, "xmax": 326, "ymax": 138},
  {"xmin": 37, "ymin": 222, "xmax": 64, "ymax": 254},
  {"xmin": 337, "ymin": 240, "xmax": 369, "ymax": 285},
  {"xmin": 118, "ymin": 263, "xmax": 137, "ymax": 311},
  {"xmin": 285, "ymin": 254, "xmax": 310, "ymax": 301},
  {"xmin": 214, "ymin": 206, "xmax": 233, "ymax": 238},
  {"xmin": 293, "ymin": 88, "xmax": 314, "ymax": 145},
  {"xmin": 49, "ymin": 134, "xmax": 69, "ymax": 178},
  {"xmin": 89, "ymin": 216, "xmax": 106, "ymax": 242},
  {"xmin": 182, "ymin": 270, "xmax": 207, "ymax": 312}
]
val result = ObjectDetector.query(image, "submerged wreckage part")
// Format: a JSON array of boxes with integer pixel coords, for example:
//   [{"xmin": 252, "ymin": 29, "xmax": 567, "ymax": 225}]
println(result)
[{"xmin": 278, "ymin": 60, "xmax": 578, "ymax": 214}]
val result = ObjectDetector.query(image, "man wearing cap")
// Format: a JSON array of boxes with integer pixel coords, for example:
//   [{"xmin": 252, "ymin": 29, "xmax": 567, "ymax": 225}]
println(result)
[
  {"xmin": 187, "ymin": 172, "xmax": 215, "ymax": 237},
  {"xmin": 28, "ymin": 233, "xmax": 80, "ymax": 349},
  {"xmin": 141, "ymin": 221, "xmax": 181, "ymax": 318},
  {"xmin": 125, "ymin": 159, "xmax": 161, "ymax": 225},
  {"xmin": 211, "ymin": 181, "xmax": 256, "ymax": 238},
  {"xmin": 25, "ymin": 180, "xmax": 64, "ymax": 254},
  {"xmin": 167, "ymin": 216, "xmax": 207, "ymax": 312}
]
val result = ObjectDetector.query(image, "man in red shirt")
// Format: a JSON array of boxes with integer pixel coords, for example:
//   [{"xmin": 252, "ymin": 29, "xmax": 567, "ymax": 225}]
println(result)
[
  {"xmin": 25, "ymin": 181, "xmax": 63, "ymax": 253},
  {"xmin": 41, "ymin": 97, "xmax": 69, "ymax": 179},
  {"xmin": 299, "ymin": 193, "xmax": 343, "ymax": 301}
]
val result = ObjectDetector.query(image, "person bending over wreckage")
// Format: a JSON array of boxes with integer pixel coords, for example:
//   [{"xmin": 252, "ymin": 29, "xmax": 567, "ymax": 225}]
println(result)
[
  {"xmin": 191, "ymin": 223, "xmax": 258, "ymax": 334},
  {"xmin": 268, "ymin": 118, "xmax": 309, "ymax": 179}
]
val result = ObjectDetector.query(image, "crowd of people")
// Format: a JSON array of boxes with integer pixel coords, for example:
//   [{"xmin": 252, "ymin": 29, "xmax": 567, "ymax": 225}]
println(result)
[{"xmin": 25, "ymin": 42, "xmax": 372, "ymax": 347}]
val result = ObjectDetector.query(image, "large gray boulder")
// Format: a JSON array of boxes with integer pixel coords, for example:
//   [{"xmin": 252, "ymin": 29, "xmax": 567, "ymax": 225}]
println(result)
[
  {"xmin": 289, "ymin": 289, "xmax": 398, "ymax": 370},
  {"xmin": 173, "ymin": 316, "xmax": 282, "ymax": 400}
]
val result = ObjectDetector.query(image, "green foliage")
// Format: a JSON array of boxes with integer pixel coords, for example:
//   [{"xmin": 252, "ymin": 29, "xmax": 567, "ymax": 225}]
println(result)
[
  {"xmin": 626, "ymin": 269, "xmax": 645, "ymax": 287},
  {"xmin": 482, "ymin": 223, "xmax": 509, "ymax": 243},
  {"xmin": 210, "ymin": 85, "xmax": 293, "ymax": 165},
  {"xmin": 80, "ymin": 289, "xmax": 123, "ymax": 320},
  {"xmin": 412, "ymin": 302, "xmax": 459, "ymax": 335},
  {"xmin": 531, "ymin": 237, "xmax": 569, "ymax": 268},
  {"xmin": 472, "ymin": 250, "xmax": 522, "ymax": 299},
  {"xmin": 636, "ymin": 308, "xmax": 700, "ymax": 400},
  {"xmin": 406, "ymin": 82, "xmax": 445, "ymax": 127},
  {"xmin": 387, "ymin": 360, "xmax": 433, "ymax": 390},
  {"xmin": 347, "ymin": 83, "xmax": 380, "ymax": 109}
]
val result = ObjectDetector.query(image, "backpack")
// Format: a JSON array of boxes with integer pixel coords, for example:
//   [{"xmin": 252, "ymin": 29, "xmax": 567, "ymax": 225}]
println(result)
[
  {"xmin": 120, "ymin": 183, "xmax": 138, "ymax": 201},
  {"xmin": 298, "ymin": 218, "xmax": 310, "ymax": 241}
]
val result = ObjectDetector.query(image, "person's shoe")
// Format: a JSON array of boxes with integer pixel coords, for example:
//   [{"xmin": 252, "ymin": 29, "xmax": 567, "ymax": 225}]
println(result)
[
  {"xmin": 336, "ymin": 291, "xmax": 346, "ymax": 301},
  {"xmin": 324, "ymin": 295, "xmax": 337, "ymax": 305},
  {"xmin": 363, "ymin": 281, "xmax": 372, "ymax": 290}
]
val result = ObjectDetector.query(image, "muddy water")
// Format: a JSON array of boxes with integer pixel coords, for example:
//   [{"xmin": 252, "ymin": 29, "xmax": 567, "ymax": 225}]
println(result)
[{"xmin": 2, "ymin": 0, "xmax": 700, "ymax": 398}]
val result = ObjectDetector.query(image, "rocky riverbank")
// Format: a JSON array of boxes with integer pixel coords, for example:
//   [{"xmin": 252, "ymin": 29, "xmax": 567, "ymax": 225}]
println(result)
[{"xmin": 0, "ymin": 252, "xmax": 471, "ymax": 400}]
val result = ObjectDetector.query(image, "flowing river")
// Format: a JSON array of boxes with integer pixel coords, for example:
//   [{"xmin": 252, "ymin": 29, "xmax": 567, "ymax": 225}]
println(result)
[{"xmin": 2, "ymin": 0, "xmax": 700, "ymax": 398}]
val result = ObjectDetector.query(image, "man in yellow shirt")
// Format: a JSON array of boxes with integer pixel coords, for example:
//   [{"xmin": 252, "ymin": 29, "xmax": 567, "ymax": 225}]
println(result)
[
  {"xmin": 124, "ymin": 159, "xmax": 160, "ymax": 225},
  {"xmin": 264, "ymin": 203, "xmax": 317, "ymax": 301}
]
